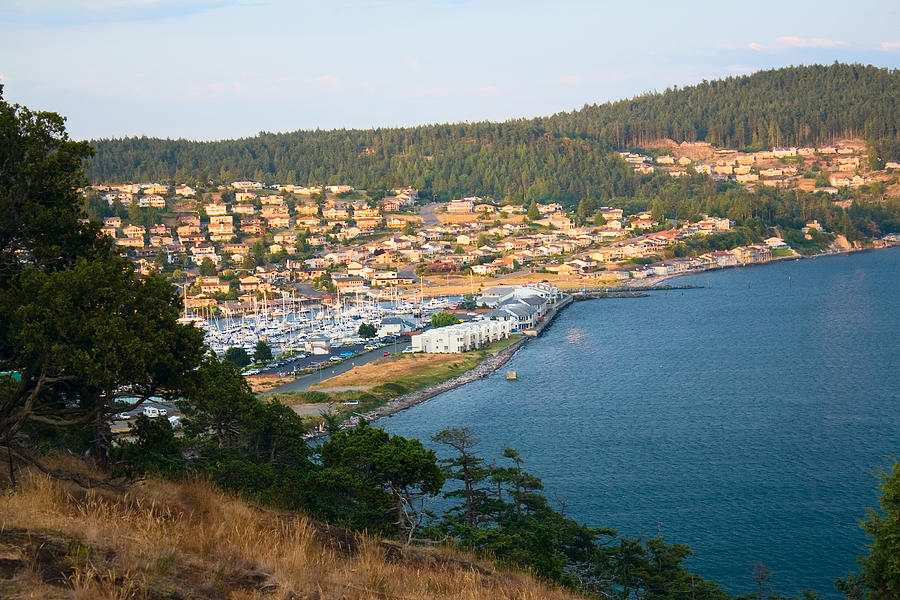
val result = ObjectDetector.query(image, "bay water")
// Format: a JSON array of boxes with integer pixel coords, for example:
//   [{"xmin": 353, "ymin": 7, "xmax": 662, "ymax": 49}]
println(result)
[{"xmin": 381, "ymin": 247, "xmax": 900, "ymax": 598}]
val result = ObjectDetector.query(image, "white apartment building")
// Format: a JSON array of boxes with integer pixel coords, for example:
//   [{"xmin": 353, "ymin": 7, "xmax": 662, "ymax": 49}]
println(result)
[{"xmin": 411, "ymin": 319, "xmax": 512, "ymax": 353}]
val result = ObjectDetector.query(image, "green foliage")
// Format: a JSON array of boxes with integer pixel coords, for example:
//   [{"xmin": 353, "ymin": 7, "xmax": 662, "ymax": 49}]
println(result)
[
  {"xmin": 253, "ymin": 340, "xmax": 273, "ymax": 363},
  {"xmin": 312, "ymin": 271, "xmax": 335, "ymax": 293},
  {"xmin": 314, "ymin": 421, "xmax": 444, "ymax": 536},
  {"xmin": 0, "ymin": 85, "xmax": 104, "ymax": 276},
  {"xmin": 838, "ymin": 460, "xmax": 900, "ymax": 599},
  {"xmin": 357, "ymin": 322, "xmax": 377, "ymax": 338},
  {"xmin": 458, "ymin": 294, "xmax": 477, "ymax": 310},
  {"xmin": 111, "ymin": 415, "xmax": 182, "ymax": 478},
  {"xmin": 293, "ymin": 390, "xmax": 331, "ymax": 404},
  {"xmin": 223, "ymin": 346, "xmax": 251, "ymax": 368},
  {"xmin": 671, "ymin": 227, "xmax": 762, "ymax": 257},
  {"xmin": 0, "ymin": 86, "xmax": 206, "ymax": 475},
  {"xmin": 176, "ymin": 355, "xmax": 314, "ymax": 506},
  {"xmin": 199, "ymin": 257, "xmax": 217, "ymax": 276},
  {"xmin": 430, "ymin": 311, "xmax": 460, "ymax": 328},
  {"xmin": 626, "ymin": 255, "xmax": 660, "ymax": 265},
  {"xmin": 781, "ymin": 228, "xmax": 834, "ymax": 255}
]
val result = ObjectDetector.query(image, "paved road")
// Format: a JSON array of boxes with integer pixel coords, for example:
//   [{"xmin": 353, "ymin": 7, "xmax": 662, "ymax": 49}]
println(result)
[
  {"xmin": 263, "ymin": 340, "xmax": 409, "ymax": 394},
  {"xmin": 418, "ymin": 202, "xmax": 440, "ymax": 225}
]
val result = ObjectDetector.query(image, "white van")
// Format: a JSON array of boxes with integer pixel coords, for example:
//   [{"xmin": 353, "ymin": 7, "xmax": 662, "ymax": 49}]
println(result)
[{"xmin": 142, "ymin": 406, "xmax": 160, "ymax": 418}]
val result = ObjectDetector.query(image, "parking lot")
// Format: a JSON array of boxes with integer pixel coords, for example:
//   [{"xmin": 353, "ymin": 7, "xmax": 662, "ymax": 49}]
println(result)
[{"xmin": 261, "ymin": 339, "xmax": 410, "ymax": 394}]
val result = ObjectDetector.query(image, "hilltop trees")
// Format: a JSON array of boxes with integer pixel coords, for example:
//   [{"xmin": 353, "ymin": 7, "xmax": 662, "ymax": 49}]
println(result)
[
  {"xmin": 0, "ymin": 87, "xmax": 205, "ymax": 480},
  {"xmin": 86, "ymin": 65, "xmax": 900, "ymax": 209}
]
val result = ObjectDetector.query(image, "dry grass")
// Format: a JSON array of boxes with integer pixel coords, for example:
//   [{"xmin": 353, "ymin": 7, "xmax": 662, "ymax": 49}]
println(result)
[
  {"xmin": 399, "ymin": 272, "xmax": 618, "ymax": 297},
  {"xmin": 310, "ymin": 353, "xmax": 473, "ymax": 391},
  {"xmin": 0, "ymin": 465, "xmax": 581, "ymax": 600},
  {"xmin": 435, "ymin": 213, "xmax": 524, "ymax": 225},
  {"xmin": 245, "ymin": 373, "xmax": 295, "ymax": 393}
]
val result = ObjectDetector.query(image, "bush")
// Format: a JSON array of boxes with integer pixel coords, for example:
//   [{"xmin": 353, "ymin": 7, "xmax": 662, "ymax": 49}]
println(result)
[{"xmin": 294, "ymin": 390, "xmax": 332, "ymax": 404}]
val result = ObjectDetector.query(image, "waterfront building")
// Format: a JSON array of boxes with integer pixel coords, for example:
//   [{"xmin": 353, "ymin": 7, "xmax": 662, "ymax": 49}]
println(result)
[{"xmin": 411, "ymin": 319, "xmax": 511, "ymax": 353}]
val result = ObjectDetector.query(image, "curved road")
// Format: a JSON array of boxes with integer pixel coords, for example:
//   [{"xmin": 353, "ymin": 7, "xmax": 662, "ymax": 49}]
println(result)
[{"xmin": 263, "ymin": 340, "xmax": 409, "ymax": 394}]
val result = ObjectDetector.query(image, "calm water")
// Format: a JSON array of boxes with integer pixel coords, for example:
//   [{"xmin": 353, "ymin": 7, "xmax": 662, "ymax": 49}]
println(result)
[{"xmin": 381, "ymin": 248, "xmax": 900, "ymax": 598}]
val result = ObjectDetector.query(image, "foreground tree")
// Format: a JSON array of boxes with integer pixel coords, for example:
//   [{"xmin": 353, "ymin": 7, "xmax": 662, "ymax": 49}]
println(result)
[
  {"xmin": 431, "ymin": 427, "xmax": 492, "ymax": 528},
  {"xmin": 176, "ymin": 355, "xmax": 313, "ymax": 506},
  {"xmin": 0, "ymin": 87, "xmax": 204, "ymax": 481},
  {"xmin": 838, "ymin": 460, "xmax": 900, "ymax": 599},
  {"xmin": 315, "ymin": 421, "xmax": 444, "ymax": 538}
]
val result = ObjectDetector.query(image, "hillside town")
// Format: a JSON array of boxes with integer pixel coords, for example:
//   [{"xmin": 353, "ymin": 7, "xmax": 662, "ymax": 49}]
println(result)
[
  {"xmin": 81, "ymin": 141, "xmax": 900, "ymax": 362},
  {"xmin": 619, "ymin": 138, "xmax": 900, "ymax": 192}
]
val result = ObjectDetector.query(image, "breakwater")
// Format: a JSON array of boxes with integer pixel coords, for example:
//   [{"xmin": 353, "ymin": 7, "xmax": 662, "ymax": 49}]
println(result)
[{"xmin": 340, "ymin": 294, "xmax": 575, "ymax": 429}]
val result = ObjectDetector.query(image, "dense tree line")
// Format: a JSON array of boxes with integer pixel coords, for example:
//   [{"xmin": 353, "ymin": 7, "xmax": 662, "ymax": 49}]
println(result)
[{"xmin": 87, "ymin": 64, "xmax": 900, "ymax": 210}]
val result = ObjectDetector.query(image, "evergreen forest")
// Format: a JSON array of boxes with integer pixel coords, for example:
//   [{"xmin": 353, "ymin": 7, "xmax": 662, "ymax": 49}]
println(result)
[{"xmin": 87, "ymin": 63, "xmax": 900, "ymax": 210}]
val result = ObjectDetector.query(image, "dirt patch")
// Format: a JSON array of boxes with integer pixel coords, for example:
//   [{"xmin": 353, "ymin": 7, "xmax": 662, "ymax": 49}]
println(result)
[
  {"xmin": 310, "ymin": 353, "xmax": 466, "ymax": 390},
  {"xmin": 245, "ymin": 373, "xmax": 295, "ymax": 392},
  {"xmin": 399, "ymin": 272, "xmax": 624, "ymax": 297}
]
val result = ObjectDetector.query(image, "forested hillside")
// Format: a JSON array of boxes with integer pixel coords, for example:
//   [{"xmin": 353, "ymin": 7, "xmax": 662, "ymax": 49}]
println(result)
[{"xmin": 87, "ymin": 63, "xmax": 900, "ymax": 206}]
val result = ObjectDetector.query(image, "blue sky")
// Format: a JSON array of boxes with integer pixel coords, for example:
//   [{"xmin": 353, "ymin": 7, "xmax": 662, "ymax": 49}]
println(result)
[{"xmin": 1, "ymin": 0, "xmax": 898, "ymax": 141}]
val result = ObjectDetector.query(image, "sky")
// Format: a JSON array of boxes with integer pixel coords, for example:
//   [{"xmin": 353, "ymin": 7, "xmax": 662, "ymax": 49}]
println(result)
[{"xmin": 1, "ymin": 0, "xmax": 899, "ymax": 141}]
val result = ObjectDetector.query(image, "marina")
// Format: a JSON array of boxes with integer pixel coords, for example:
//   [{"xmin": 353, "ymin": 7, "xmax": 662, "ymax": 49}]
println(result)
[{"xmin": 181, "ymin": 291, "xmax": 457, "ymax": 360}]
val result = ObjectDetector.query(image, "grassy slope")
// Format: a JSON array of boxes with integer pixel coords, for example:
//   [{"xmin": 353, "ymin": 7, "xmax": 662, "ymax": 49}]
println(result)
[
  {"xmin": 0, "ymin": 462, "xmax": 581, "ymax": 600},
  {"xmin": 270, "ymin": 337, "xmax": 521, "ymax": 419}
]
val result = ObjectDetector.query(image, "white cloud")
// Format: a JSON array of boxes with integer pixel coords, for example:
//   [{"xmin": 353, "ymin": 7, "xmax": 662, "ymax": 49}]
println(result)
[
  {"xmin": 477, "ymin": 85, "xmax": 498, "ymax": 96},
  {"xmin": 406, "ymin": 59, "xmax": 423, "ymax": 72},
  {"xmin": 881, "ymin": 42, "xmax": 900, "ymax": 52},
  {"xmin": 776, "ymin": 36, "xmax": 848, "ymax": 49},
  {"xmin": 748, "ymin": 42, "xmax": 763, "ymax": 51}
]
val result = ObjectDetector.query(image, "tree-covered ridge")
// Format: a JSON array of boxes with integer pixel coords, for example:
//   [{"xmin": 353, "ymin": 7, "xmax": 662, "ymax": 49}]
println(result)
[
  {"xmin": 87, "ymin": 63, "xmax": 900, "ymax": 207},
  {"xmin": 566, "ymin": 63, "xmax": 900, "ymax": 149}
]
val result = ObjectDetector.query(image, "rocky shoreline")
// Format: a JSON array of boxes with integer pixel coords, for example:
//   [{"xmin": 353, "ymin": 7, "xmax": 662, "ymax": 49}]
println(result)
[
  {"xmin": 308, "ymin": 244, "xmax": 900, "ymax": 436},
  {"xmin": 337, "ymin": 337, "xmax": 527, "ymax": 430},
  {"xmin": 329, "ymin": 295, "xmax": 573, "ymax": 432}
]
